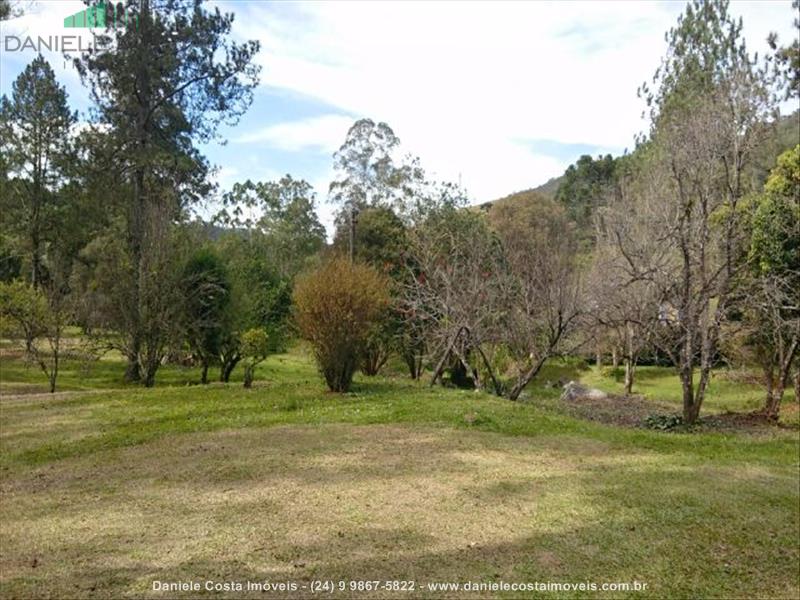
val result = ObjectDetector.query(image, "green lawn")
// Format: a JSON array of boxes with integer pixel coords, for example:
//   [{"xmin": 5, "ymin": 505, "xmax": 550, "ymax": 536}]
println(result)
[
  {"xmin": 1, "ymin": 348, "xmax": 798, "ymax": 598},
  {"xmin": 579, "ymin": 363, "xmax": 797, "ymax": 415}
]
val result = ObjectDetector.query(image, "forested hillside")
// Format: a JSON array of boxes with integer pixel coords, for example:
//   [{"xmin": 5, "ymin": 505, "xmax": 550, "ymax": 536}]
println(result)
[{"xmin": 482, "ymin": 109, "xmax": 799, "ymax": 238}]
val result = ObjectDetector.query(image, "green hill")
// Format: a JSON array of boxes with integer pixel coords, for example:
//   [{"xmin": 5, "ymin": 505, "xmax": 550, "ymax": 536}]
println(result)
[
  {"xmin": 479, "ymin": 109, "xmax": 798, "ymax": 221},
  {"xmin": 477, "ymin": 187, "xmax": 553, "ymax": 216},
  {"xmin": 477, "ymin": 174, "xmax": 563, "ymax": 217},
  {"xmin": 529, "ymin": 173, "xmax": 564, "ymax": 198}
]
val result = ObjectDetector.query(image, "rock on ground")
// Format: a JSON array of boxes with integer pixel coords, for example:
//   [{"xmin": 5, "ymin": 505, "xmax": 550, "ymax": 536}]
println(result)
[{"xmin": 560, "ymin": 381, "xmax": 608, "ymax": 402}]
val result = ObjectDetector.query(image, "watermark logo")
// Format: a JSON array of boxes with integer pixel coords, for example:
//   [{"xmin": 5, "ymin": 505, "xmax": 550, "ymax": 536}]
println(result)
[
  {"xmin": 2, "ymin": 1, "xmax": 137, "ymax": 54},
  {"xmin": 64, "ymin": 1, "xmax": 138, "ymax": 30}
]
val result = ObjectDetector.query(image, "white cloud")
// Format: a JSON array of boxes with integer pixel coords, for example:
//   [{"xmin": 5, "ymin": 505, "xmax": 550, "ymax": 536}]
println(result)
[
  {"xmin": 235, "ymin": 114, "xmax": 353, "ymax": 152},
  {"xmin": 224, "ymin": 0, "xmax": 796, "ymax": 204},
  {"xmin": 214, "ymin": 165, "xmax": 240, "ymax": 189},
  {"xmin": 308, "ymin": 165, "xmax": 337, "ymax": 236},
  {"xmin": 5, "ymin": 0, "xmax": 793, "ymax": 214}
]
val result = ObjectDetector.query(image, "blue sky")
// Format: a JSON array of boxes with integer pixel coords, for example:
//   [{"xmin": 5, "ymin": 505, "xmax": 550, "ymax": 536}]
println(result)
[{"xmin": 1, "ymin": 0, "xmax": 797, "ymax": 232}]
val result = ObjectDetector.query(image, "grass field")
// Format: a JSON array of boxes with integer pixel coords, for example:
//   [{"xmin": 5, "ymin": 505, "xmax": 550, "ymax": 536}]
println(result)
[{"xmin": 1, "ymin": 347, "xmax": 798, "ymax": 598}]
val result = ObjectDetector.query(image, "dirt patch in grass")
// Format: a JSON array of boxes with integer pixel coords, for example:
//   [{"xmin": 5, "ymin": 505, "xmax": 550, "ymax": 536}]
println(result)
[
  {"xmin": 698, "ymin": 410, "xmax": 800, "ymax": 433},
  {"xmin": 558, "ymin": 392, "xmax": 674, "ymax": 428},
  {"xmin": 0, "ymin": 389, "xmax": 107, "ymax": 402},
  {"xmin": 0, "ymin": 348, "xmax": 28, "ymax": 361},
  {"xmin": 780, "ymin": 401, "xmax": 799, "ymax": 422},
  {"xmin": 0, "ymin": 383, "xmax": 52, "ymax": 395},
  {"xmin": 559, "ymin": 389, "xmax": 798, "ymax": 434}
]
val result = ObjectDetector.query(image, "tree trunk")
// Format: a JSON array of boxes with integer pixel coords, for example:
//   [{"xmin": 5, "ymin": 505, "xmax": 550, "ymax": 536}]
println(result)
[
  {"xmin": 47, "ymin": 329, "xmax": 60, "ymax": 393},
  {"xmin": 762, "ymin": 364, "xmax": 784, "ymax": 420},
  {"xmin": 690, "ymin": 363, "xmax": 713, "ymax": 425},
  {"xmin": 30, "ymin": 161, "xmax": 42, "ymax": 288},
  {"xmin": 682, "ymin": 386, "xmax": 697, "ymax": 424},
  {"xmin": 402, "ymin": 339, "xmax": 425, "ymax": 380},
  {"xmin": 348, "ymin": 203, "xmax": 355, "ymax": 263},
  {"xmin": 220, "ymin": 355, "xmax": 240, "ymax": 382},
  {"xmin": 124, "ymin": 168, "xmax": 144, "ymax": 385},
  {"xmin": 324, "ymin": 356, "xmax": 356, "ymax": 392},
  {"xmin": 475, "ymin": 344, "xmax": 502, "ymax": 395},
  {"xmin": 762, "ymin": 364, "xmax": 776, "ymax": 416},
  {"xmin": 361, "ymin": 344, "xmax": 389, "ymax": 376},
  {"xmin": 143, "ymin": 369, "xmax": 156, "ymax": 388},
  {"xmin": 243, "ymin": 365, "xmax": 254, "ymax": 388},
  {"xmin": 404, "ymin": 352, "xmax": 419, "ymax": 379},
  {"xmin": 678, "ymin": 319, "xmax": 708, "ymax": 425},
  {"xmin": 48, "ymin": 347, "xmax": 58, "ymax": 393},
  {"xmin": 623, "ymin": 322, "xmax": 635, "ymax": 394},
  {"xmin": 596, "ymin": 348, "xmax": 602, "ymax": 369},
  {"xmin": 794, "ymin": 365, "xmax": 800, "ymax": 406},
  {"xmin": 766, "ymin": 384, "xmax": 784, "ymax": 420},
  {"xmin": 451, "ymin": 345, "xmax": 480, "ymax": 390},
  {"xmin": 31, "ymin": 231, "xmax": 42, "ymax": 289},
  {"xmin": 127, "ymin": 0, "xmax": 151, "ymax": 388},
  {"xmin": 624, "ymin": 358, "xmax": 634, "ymax": 395},
  {"xmin": 508, "ymin": 355, "xmax": 549, "ymax": 401},
  {"xmin": 680, "ymin": 362, "xmax": 696, "ymax": 425},
  {"xmin": 201, "ymin": 361, "xmax": 209, "ymax": 384},
  {"xmin": 124, "ymin": 349, "xmax": 141, "ymax": 383},
  {"xmin": 774, "ymin": 339, "xmax": 799, "ymax": 419},
  {"xmin": 612, "ymin": 347, "xmax": 619, "ymax": 369},
  {"xmin": 141, "ymin": 344, "xmax": 158, "ymax": 388},
  {"xmin": 430, "ymin": 329, "xmax": 462, "ymax": 387},
  {"xmin": 764, "ymin": 341, "xmax": 799, "ymax": 420}
]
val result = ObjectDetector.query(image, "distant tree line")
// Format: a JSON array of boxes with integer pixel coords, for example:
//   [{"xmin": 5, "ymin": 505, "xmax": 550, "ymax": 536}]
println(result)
[{"xmin": 0, "ymin": 0, "xmax": 797, "ymax": 427}]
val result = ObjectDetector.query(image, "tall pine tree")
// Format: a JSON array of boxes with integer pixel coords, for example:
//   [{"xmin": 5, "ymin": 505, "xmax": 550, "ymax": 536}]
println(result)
[
  {"xmin": 73, "ymin": 0, "xmax": 260, "ymax": 384},
  {"xmin": 0, "ymin": 55, "xmax": 76, "ymax": 289}
]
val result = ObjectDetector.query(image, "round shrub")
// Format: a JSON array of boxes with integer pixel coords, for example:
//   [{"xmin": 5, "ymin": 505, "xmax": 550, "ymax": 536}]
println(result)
[
  {"xmin": 240, "ymin": 328, "xmax": 269, "ymax": 389},
  {"xmin": 293, "ymin": 258, "xmax": 389, "ymax": 392}
]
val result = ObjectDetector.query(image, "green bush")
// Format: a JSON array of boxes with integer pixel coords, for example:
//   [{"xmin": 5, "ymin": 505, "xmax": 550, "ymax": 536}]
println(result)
[
  {"xmin": 240, "ymin": 328, "xmax": 269, "ymax": 389},
  {"xmin": 644, "ymin": 414, "xmax": 683, "ymax": 430}
]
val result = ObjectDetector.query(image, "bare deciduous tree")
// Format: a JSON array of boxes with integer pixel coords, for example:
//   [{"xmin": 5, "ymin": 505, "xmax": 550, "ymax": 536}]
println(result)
[
  {"xmin": 603, "ymin": 0, "xmax": 777, "ymax": 424},
  {"xmin": 607, "ymin": 84, "xmax": 773, "ymax": 423},
  {"xmin": 739, "ymin": 274, "xmax": 799, "ymax": 418},
  {"xmin": 404, "ymin": 207, "xmax": 505, "ymax": 392},
  {"xmin": 491, "ymin": 200, "xmax": 584, "ymax": 401},
  {"xmin": 587, "ymin": 241, "xmax": 658, "ymax": 395}
]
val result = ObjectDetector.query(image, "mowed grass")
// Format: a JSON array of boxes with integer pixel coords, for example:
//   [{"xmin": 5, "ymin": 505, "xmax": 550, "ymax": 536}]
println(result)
[
  {"xmin": 579, "ymin": 364, "xmax": 798, "ymax": 416},
  {"xmin": 519, "ymin": 355, "xmax": 799, "ymax": 419},
  {"xmin": 0, "ymin": 349, "xmax": 230, "ymax": 394},
  {"xmin": 0, "ymin": 348, "xmax": 798, "ymax": 599}
]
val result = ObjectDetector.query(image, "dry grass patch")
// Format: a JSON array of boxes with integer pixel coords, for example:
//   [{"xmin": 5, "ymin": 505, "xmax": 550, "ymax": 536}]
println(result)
[
  {"xmin": 0, "ymin": 425, "xmax": 635, "ymax": 598},
  {"xmin": 0, "ymin": 423, "xmax": 797, "ymax": 599}
]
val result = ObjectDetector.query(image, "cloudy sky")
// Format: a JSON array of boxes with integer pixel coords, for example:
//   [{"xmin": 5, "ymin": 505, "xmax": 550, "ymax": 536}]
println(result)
[{"xmin": 0, "ymin": 0, "xmax": 796, "ymax": 231}]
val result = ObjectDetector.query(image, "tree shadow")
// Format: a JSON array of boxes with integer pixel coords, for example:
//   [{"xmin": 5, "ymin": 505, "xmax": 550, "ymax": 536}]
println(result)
[{"xmin": 2, "ymin": 426, "xmax": 797, "ymax": 599}]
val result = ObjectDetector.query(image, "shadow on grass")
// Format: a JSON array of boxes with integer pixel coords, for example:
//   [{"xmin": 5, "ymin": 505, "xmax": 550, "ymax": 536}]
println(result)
[
  {"xmin": 536, "ymin": 359, "xmax": 591, "ymax": 384},
  {"xmin": 2, "ymin": 436, "xmax": 795, "ymax": 599}
]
